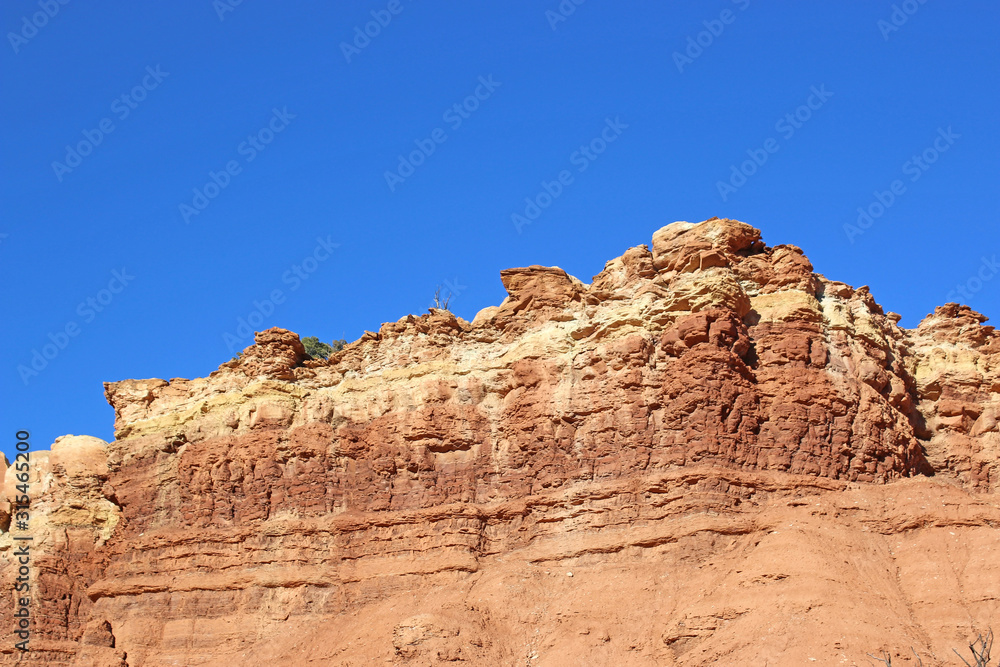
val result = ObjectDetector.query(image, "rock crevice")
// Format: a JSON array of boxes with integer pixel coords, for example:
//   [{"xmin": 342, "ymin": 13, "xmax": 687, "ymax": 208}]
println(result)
[{"xmin": 3, "ymin": 218, "xmax": 998, "ymax": 666}]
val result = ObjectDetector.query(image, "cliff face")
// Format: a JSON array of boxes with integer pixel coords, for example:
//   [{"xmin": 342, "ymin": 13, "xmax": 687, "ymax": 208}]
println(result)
[{"xmin": 2, "ymin": 218, "xmax": 998, "ymax": 666}]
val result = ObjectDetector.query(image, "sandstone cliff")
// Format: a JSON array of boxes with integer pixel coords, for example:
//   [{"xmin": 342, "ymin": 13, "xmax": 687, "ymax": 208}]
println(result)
[{"xmin": 2, "ymin": 218, "xmax": 998, "ymax": 666}]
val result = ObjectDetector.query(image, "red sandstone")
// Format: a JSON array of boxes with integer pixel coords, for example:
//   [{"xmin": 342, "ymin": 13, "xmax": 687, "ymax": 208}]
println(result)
[{"xmin": 2, "ymin": 219, "xmax": 997, "ymax": 666}]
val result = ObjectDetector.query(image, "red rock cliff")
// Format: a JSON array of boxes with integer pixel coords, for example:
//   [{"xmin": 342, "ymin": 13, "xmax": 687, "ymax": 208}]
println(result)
[{"xmin": 2, "ymin": 218, "xmax": 998, "ymax": 666}]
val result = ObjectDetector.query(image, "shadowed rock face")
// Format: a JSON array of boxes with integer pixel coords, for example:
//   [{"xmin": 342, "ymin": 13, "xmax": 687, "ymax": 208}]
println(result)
[{"xmin": 2, "ymin": 218, "xmax": 998, "ymax": 666}]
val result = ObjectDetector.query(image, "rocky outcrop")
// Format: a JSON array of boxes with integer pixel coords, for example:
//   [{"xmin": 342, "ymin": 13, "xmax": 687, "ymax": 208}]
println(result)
[
  {"xmin": 2, "ymin": 218, "xmax": 998, "ymax": 666},
  {"xmin": 908, "ymin": 304, "xmax": 1000, "ymax": 490}
]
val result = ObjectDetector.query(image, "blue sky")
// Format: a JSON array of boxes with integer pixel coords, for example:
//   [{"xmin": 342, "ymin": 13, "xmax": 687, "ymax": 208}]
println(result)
[{"xmin": 2, "ymin": 1, "xmax": 998, "ymax": 461}]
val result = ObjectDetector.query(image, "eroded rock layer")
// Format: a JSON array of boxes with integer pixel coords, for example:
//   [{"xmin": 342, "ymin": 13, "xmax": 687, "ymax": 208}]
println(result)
[{"xmin": 2, "ymin": 219, "xmax": 998, "ymax": 666}]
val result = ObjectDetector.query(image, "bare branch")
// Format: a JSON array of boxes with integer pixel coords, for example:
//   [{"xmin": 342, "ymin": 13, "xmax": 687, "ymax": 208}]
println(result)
[
  {"xmin": 866, "ymin": 650, "xmax": 892, "ymax": 666},
  {"xmin": 954, "ymin": 628, "xmax": 993, "ymax": 667},
  {"xmin": 954, "ymin": 647, "xmax": 975, "ymax": 667},
  {"xmin": 432, "ymin": 285, "xmax": 452, "ymax": 311}
]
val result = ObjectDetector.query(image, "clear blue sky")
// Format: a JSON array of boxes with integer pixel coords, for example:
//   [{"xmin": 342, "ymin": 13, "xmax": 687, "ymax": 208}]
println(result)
[{"xmin": 2, "ymin": 1, "xmax": 998, "ymax": 461}]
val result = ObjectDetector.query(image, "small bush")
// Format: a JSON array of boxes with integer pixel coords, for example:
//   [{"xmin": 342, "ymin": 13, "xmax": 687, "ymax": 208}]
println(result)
[
  {"xmin": 955, "ymin": 628, "xmax": 993, "ymax": 667},
  {"xmin": 302, "ymin": 336, "xmax": 347, "ymax": 360},
  {"xmin": 868, "ymin": 628, "xmax": 992, "ymax": 667},
  {"xmin": 432, "ymin": 285, "xmax": 452, "ymax": 311}
]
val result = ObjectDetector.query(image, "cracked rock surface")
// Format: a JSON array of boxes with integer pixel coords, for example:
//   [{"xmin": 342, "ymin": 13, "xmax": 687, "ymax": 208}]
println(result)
[{"xmin": 2, "ymin": 218, "xmax": 998, "ymax": 666}]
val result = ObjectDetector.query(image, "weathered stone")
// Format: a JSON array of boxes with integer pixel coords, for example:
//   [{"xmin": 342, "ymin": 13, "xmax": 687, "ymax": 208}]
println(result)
[{"xmin": 2, "ymin": 218, "xmax": 998, "ymax": 666}]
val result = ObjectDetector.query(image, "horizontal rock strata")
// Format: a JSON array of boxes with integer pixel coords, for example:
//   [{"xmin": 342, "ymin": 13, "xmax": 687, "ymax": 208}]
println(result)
[{"xmin": 2, "ymin": 218, "xmax": 997, "ymax": 666}]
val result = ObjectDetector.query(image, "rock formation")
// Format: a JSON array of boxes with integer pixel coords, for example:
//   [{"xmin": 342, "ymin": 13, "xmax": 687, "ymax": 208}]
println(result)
[{"xmin": 2, "ymin": 218, "xmax": 997, "ymax": 666}]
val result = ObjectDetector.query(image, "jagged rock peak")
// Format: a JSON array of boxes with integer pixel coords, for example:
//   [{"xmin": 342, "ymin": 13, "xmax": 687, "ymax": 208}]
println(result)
[{"xmin": 6, "ymin": 217, "xmax": 998, "ymax": 665}]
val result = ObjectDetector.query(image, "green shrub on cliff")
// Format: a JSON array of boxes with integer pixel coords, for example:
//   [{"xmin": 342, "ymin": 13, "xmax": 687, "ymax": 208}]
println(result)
[{"xmin": 302, "ymin": 336, "xmax": 347, "ymax": 359}]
